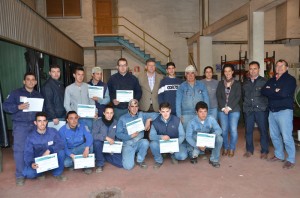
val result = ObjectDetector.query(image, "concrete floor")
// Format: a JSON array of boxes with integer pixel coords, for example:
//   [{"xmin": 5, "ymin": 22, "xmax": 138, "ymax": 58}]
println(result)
[{"xmin": 0, "ymin": 127, "xmax": 300, "ymax": 198}]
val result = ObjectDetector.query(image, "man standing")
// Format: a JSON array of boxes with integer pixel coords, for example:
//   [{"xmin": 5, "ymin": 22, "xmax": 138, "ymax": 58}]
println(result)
[
  {"xmin": 64, "ymin": 67, "xmax": 96, "ymax": 130},
  {"xmin": 41, "ymin": 65, "xmax": 65, "ymax": 125},
  {"xmin": 59, "ymin": 111, "xmax": 93, "ymax": 174},
  {"xmin": 116, "ymin": 99, "xmax": 158, "ymax": 170},
  {"xmin": 137, "ymin": 58, "xmax": 164, "ymax": 112},
  {"xmin": 262, "ymin": 59, "xmax": 296, "ymax": 169},
  {"xmin": 186, "ymin": 101, "xmax": 223, "ymax": 167},
  {"xmin": 158, "ymin": 62, "xmax": 183, "ymax": 115},
  {"xmin": 107, "ymin": 58, "xmax": 142, "ymax": 120},
  {"xmin": 23, "ymin": 112, "xmax": 67, "ymax": 182},
  {"xmin": 3, "ymin": 72, "xmax": 43, "ymax": 186},
  {"xmin": 88, "ymin": 66, "xmax": 110, "ymax": 116},
  {"xmin": 243, "ymin": 61, "xmax": 269, "ymax": 159},
  {"xmin": 176, "ymin": 65, "xmax": 210, "ymax": 129}
]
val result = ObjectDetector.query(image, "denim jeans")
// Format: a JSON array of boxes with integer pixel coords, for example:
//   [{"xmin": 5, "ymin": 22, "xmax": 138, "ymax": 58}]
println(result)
[
  {"xmin": 64, "ymin": 143, "xmax": 94, "ymax": 168},
  {"xmin": 190, "ymin": 134, "xmax": 223, "ymax": 162},
  {"xmin": 150, "ymin": 140, "xmax": 188, "ymax": 163},
  {"xmin": 208, "ymin": 108, "xmax": 218, "ymax": 121},
  {"xmin": 23, "ymin": 150, "xmax": 65, "ymax": 178},
  {"xmin": 93, "ymin": 140, "xmax": 123, "ymax": 168},
  {"xmin": 244, "ymin": 111, "xmax": 269, "ymax": 154},
  {"xmin": 218, "ymin": 111, "xmax": 240, "ymax": 150},
  {"xmin": 269, "ymin": 109, "xmax": 295, "ymax": 163},
  {"xmin": 122, "ymin": 139, "xmax": 149, "ymax": 170}
]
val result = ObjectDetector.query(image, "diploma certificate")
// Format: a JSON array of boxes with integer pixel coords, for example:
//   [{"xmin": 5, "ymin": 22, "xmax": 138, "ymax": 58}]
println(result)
[
  {"xmin": 35, "ymin": 153, "xmax": 59, "ymax": 174},
  {"xmin": 196, "ymin": 132, "xmax": 216, "ymax": 148},
  {"xmin": 74, "ymin": 154, "xmax": 95, "ymax": 169},
  {"xmin": 126, "ymin": 118, "xmax": 145, "ymax": 135},
  {"xmin": 102, "ymin": 141, "xmax": 123, "ymax": 153},
  {"xmin": 22, "ymin": 98, "xmax": 44, "ymax": 112},
  {"xmin": 88, "ymin": 85, "xmax": 104, "ymax": 99},
  {"xmin": 116, "ymin": 90, "xmax": 133, "ymax": 102},
  {"xmin": 159, "ymin": 138, "xmax": 179, "ymax": 153},
  {"xmin": 77, "ymin": 104, "xmax": 96, "ymax": 118}
]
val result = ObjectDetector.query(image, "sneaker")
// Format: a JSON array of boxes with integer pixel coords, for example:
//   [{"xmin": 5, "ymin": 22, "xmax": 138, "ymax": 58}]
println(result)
[
  {"xmin": 153, "ymin": 162, "xmax": 163, "ymax": 169},
  {"xmin": 95, "ymin": 166, "xmax": 103, "ymax": 173},
  {"xmin": 16, "ymin": 178, "xmax": 25, "ymax": 186},
  {"xmin": 137, "ymin": 161, "xmax": 148, "ymax": 169},
  {"xmin": 83, "ymin": 168, "xmax": 93, "ymax": 175},
  {"xmin": 283, "ymin": 161, "xmax": 295, "ymax": 169},
  {"xmin": 53, "ymin": 175, "xmax": 67, "ymax": 182},
  {"xmin": 171, "ymin": 158, "xmax": 178, "ymax": 164},
  {"xmin": 37, "ymin": 174, "xmax": 46, "ymax": 180},
  {"xmin": 209, "ymin": 160, "xmax": 220, "ymax": 168},
  {"xmin": 190, "ymin": 157, "xmax": 198, "ymax": 164}
]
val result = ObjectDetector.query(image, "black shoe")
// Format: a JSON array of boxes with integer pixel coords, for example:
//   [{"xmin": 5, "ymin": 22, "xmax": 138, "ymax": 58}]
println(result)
[
  {"xmin": 153, "ymin": 162, "xmax": 163, "ymax": 169},
  {"xmin": 137, "ymin": 161, "xmax": 148, "ymax": 169},
  {"xmin": 190, "ymin": 158, "xmax": 198, "ymax": 164},
  {"xmin": 209, "ymin": 160, "xmax": 220, "ymax": 168}
]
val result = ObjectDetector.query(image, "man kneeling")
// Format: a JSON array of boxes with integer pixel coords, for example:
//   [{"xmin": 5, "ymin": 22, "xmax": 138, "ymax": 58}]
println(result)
[
  {"xmin": 186, "ymin": 101, "xmax": 223, "ymax": 168},
  {"xmin": 150, "ymin": 102, "xmax": 187, "ymax": 169},
  {"xmin": 23, "ymin": 112, "xmax": 67, "ymax": 182}
]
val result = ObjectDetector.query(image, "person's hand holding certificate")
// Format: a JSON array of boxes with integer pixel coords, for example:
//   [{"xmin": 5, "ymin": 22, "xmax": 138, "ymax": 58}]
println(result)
[
  {"xmin": 22, "ymin": 97, "xmax": 44, "ymax": 112},
  {"xmin": 88, "ymin": 85, "xmax": 103, "ymax": 99},
  {"xmin": 77, "ymin": 104, "xmax": 96, "ymax": 118},
  {"xmin": 159, "ymin": 138, "xmax": 179, "ymax": 153},
  {"xmin": 35, "ymin": 153, "xmax": 59, "ymax": 173},
  {"xmin": 116, "ymin": 90, "xmax": 133, "ymax": 102},
  {"xmin": 126, "ymin": 118, "xmax": 145, "ymax": 135},
  {"xmin": 196, "ymin": 132, "xmax": 216, "ymax": 148},
  {"xmin": 74, "ymin": 154, "xmax": 95, "ymax": 169}
]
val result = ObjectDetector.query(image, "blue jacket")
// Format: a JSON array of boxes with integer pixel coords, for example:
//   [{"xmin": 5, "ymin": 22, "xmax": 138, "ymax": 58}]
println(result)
[
  {"xmin": 186, "ymin": 115, "xmax": 222, "ymax": 148},
  {"xmin": 107, "ymin": 72, "xmax": 142, "ymax": 109},
  {"xmin": 116, "ymin": 111, "xmax": 159, "ymax": 145},
  {"xmin": 92, "ymin": 118, "xmax": 118, "ymax": 141},
  {"xmin": 24, "ymin": 127, "xmax": 65, "ymax": 166},
  {"xmin": 158, "ymin": 77, "xmax": 183, "ymax": 115},
  {"xmin": 41, "ymin": 77, "xmax": 66, "ymax": 120},
  {"xmin": 176, "ymin": 81, "xmax": 210, "ymax": 117},
  {"xmin": 59, "ymin": 123, "xmax": 93, "ymax": 156},
  {"xmin": 150, "ymin": 115, "xmax": 185, "ymax": 144},
  {"xmin": 88, "ymin": 80, "xmax": 110, "ymax": 116},
  {"xmin": 3, "ymin": 87, "xmax": 43, "ymax": 123},
  {"xmin": 261, "ymin": 71, "xmax": 296, "ymax": 112}
]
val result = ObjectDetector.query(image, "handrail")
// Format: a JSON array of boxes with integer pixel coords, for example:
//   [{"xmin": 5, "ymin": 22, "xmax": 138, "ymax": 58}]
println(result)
[{"xmin": 94, "ymin": 16, "xmax": 171, "ymax": 63}]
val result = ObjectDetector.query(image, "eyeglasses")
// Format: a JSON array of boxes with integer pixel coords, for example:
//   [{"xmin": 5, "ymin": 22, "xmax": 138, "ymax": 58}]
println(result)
[{"xmin": 225, "ymin": 87, "xmax": 231, "ymax": 94}]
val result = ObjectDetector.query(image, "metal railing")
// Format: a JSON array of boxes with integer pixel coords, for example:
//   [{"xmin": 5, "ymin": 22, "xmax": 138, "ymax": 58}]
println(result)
[{"xmin": 94, "ymin": 16, "xmax": 171, "ymax": 63}]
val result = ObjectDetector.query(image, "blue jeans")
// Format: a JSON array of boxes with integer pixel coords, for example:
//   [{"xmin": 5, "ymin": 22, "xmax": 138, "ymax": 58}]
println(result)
[
  {"xmin": 190, "ymin": 134, "xmax": 223, "ymax": 162},
  {"xmin": 114, "ymin": 108, "xmax": 128, "ymax": 121},
  {"xmin": 244, "ymin": 111, "xmax": 269, "ymax": 154},
  {"xmin": 122, "ymin": 139, "xmax": 149, "ymax": 170},
  {"xmin": 209, "ymin": 108, "xmax": 218, "ymax": 121},
  {"xmin": 269, "ymin": 109, "xmax": 295, "ymax": 163},
  {"xmin": 150, "ymin": 141, "xmax": 188, "ymax": 163},
  {"xmin": 23, "ymin": 150, "xmax": 65, "ymax": 178},
  {"xmin": 218, "ymin": 111, "xmax": 240, "ymax": 150},
  {"xmin": 93, "ymin": 140, "xmax": 123, "ymax": 168},
  {"xmin": 64, "ymin": 143, "xmax": 94, "ymax": 168}
]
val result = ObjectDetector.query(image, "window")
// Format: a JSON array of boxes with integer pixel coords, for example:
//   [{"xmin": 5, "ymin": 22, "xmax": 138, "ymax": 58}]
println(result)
[{"xmin": 46, "ymin": 0, "xmax": 81, "ymax": 18}]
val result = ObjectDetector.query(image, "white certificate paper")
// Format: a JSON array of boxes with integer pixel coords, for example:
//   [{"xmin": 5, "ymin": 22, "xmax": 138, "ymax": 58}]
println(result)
[
  {"xmin": 74, "ymin": 154, "xmax": 95, "ymax": 169},
  {"xmin": 77, "ymin": 104, "xmax": 96, "ymax": 118},
  {"xmin": 196, "ymin": 132, "xmax": 216, "ymax": 148},
  {"xmin": 48, "ymin": 121, "xmax": 66, "ymax": 131},
  {"xmin": 116, "ymin": 90, "xmax": 133, "ymax": 102},
  {"xmin": 159, "ymin": 138, "xmax": 179, "ymax": 153},
  {"xmin": 35, "ymin": 153, "xmax": 59, "ymax": 174},
  {"xmin": 102, "ymin": 141, "xmax": 123, "ymax": 153},
  {"xmin": 126, "ymin": 118, "xmax": 145, "ymax": 135},
  {"xmin": 88, "ymin": 85, "xmax": 104, "ymax": 99},
  {"xmin": 22, "ymin": 98, "xmax": 44, "ymax": 112}
]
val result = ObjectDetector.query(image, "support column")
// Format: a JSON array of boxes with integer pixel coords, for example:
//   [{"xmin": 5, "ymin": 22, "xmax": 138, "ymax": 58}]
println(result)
[
  {"xmin": 199, "ymin": 36, "xmax": 213, "ymax": 75},
  {"xmin": 248, "ymin": 11, "xmax": 264, "ymax": 76}
]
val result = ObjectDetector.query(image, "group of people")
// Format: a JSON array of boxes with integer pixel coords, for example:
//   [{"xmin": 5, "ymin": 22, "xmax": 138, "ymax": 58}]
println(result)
[{"xmin": 3, "ymin": 57, "xmax": 296, "ymax": 187}]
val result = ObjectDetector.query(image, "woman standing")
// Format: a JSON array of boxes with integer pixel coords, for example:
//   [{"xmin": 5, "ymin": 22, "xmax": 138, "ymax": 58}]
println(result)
[
  {"xmin": 217, "ymin": 64, "xmax": 241, "ymax": 157},
  {"xmin": 201, "ymin": 66, "xmax": 219, "ymax": 120}
]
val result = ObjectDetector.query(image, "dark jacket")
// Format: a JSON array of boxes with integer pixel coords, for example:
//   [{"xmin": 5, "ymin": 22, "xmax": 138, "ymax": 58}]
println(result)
[
  {"xmin": 92, "ymin": 118, "xmax": 118, "ymax": 141},
  {"xmin": 216, "ymin": 80, "xmax": 241, "ymax": 112},
  {"xmin": 261, "ymin": 71, "xmax": 296, "ymax": 112},
  {"xmin": 242, "ymin": 76, "xmax": 268, "ymax": 113},
  {"xmin": 152, "ymin": 115, "xmax": 180, "ymax": 138},
  {"xmin": 107, "ymin": 72, "xmax": 142, "ymax": 109},
  {"xmin": 41, "ymin": 78, "xmax": 65, "ymax": 120}
]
